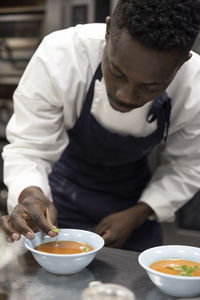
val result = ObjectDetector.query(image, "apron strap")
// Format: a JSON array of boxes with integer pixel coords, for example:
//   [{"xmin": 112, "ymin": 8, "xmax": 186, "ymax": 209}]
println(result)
[
  {"xmin": 81, "ymin": 63, "xmax": 103, "ymax": 116},
  {"xmin": 147, "ymin": 91, "xmax": 171, "ymax": 142}
]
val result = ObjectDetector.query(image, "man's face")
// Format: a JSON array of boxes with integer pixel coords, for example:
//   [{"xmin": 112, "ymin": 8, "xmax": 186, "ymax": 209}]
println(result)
[{"xmin": 102, "ymin": 20, "xmax": 190, "ymax": 113}]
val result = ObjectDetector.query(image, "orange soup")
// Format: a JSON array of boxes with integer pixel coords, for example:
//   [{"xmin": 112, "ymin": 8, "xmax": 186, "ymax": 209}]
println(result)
[
  {"xmin": 35, "ymin": 241, "xmax": 94, "ymax": 254},
  {"xmin": 150, "ymin": 259, "xmax": 200, "ymax": 276}
]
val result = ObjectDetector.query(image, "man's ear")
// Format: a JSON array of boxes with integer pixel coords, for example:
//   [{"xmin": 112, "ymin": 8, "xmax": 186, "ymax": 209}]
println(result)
[
  {"xmin": 179, "ymin": 52, "xmax": 193, "ymax": 69},
  {"xmin": 184, "ymin": 52, "xmax": 193, "ymax": 63},
  {"xmin": 105, "ymin": 16, "xmax": 111, "ymax": 41}
]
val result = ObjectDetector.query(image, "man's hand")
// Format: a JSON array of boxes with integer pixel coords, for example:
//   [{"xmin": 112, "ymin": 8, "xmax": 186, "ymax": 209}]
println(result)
[
  {"xmin": 94, "ymin": 203, "xmax": 153, "ymax": 248},
  {"xmin": 0, "ymin": 186, "xmax": 57, "ymax": 243}
]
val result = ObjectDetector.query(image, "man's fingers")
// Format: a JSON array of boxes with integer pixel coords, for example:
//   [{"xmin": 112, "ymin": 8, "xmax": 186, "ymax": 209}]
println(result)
[
  {"xmin": 45, "ymin": 205, "xmax": 58, "ymax": 237},
  {"xmin": 94, "ymin": 223, "xmax": 109, "ymax": 236},
  {"xmin": 8, "ymin": 237, "xmax": 14, "ymax": 243},
  {"xmin": 100, "ymin": 228, "xmax": 113, "ymax": 246},
  {"xmin": 11, "ymin": 232, "xmax": 21, "ymax": 241},
  {"xmin": 94, "ymin": 223, "xmax": 114, "ymax": 246},
  {"xmin": 0, "ymin": 215, "xmax": 15, "ymax": 235},
  {"xmin": 10, "ymin": 211, "xmax": 35, "ymax": 239},
  {"xmin": 101, "ymin": 231, "xmax": 121, "ymax": 248},
  {"xmin": 0, "ymin": 215, "xmax": 21, "ymax": 242},
  {"xmin": 12, "ymin": 199, "xmax": 57, "ymax": 237},
  {"xmin": 95, "ymin": 223, "xmax": 119, "ymax": 247},
  {"xmin": 6, "ymin": 196, "xmax": 58, "ymax": 239},
  {"xmin": 30, "ymin": 207, "xmax": 56, "ymax": 237},
  {"xmin": 46, "ymin": 205, "xmax": 57, "ymax": 228},
  {"xmin": 0, "ymin": 195, "xmax": 58, "ymax": 241}
]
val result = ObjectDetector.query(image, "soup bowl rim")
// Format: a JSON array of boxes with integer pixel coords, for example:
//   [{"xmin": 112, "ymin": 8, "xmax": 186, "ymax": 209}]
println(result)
[
  {"xmin": 138, "ymin": 244, "xmax": 200, "ymax": 280},
  {"xmin": 24, "ymin": 228, "xmax": 105, "ymax": 257}
]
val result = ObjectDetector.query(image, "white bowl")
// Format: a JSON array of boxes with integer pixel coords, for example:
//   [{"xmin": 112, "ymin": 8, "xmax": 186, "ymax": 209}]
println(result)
[
  {"xmin": 138, "ymin": 245, "xmax": 200, "ymax": 297},
  {"xmin": 25, "ymin": 228, "xmax": 104, "ymax": 275}
]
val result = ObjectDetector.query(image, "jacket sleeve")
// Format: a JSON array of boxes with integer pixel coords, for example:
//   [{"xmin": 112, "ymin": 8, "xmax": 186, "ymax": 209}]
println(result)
[
  {"xmin": 139, "ymin": 54, "xmax": 200, "ymax": 222},
  {"xmin": 2, "ymin": 27, "xmax": 92, "ymax": 213}
]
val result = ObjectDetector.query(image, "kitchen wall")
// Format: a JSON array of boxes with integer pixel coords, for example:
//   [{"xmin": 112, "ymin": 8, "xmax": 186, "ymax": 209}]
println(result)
[{"xmin": 0, "ymin": 0, "xmax": 46, "ymax": 214}]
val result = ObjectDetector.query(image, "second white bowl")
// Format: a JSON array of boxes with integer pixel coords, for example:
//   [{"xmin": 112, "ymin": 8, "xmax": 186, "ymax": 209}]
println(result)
[{"xmin": 138, "ymin": 245, "xmax": 200, "ymax": 297}]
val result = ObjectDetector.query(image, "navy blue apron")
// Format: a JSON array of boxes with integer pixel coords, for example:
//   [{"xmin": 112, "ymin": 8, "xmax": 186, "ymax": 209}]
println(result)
[{"xmin": 49, "ymin": 63, "xmax": 171, "ymax": 252}]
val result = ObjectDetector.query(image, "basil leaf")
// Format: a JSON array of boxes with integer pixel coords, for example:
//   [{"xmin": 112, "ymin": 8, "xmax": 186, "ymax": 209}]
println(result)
[
  {"xmin": 51, "ymin": 227, "xmax": 61, "ymax": 233},
  {"xmin": 167, "ymin": 264, "xmax": 199, "ymax": 276}
]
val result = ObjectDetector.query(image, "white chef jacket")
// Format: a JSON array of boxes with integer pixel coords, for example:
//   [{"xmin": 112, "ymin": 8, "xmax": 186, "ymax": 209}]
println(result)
[{"xmin": 3, "ymin": 23, "xmax": 200, "ymax": 222}]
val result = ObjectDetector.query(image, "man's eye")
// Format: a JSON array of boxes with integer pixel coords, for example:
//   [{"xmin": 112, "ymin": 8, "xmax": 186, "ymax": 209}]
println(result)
[
  {"xmin": 142, "ymin": 86, "xmax": 161, "ymax": 94},
  {"xmin": 110, "ymin": 68, "xmax": 123, "ymax": 78}
]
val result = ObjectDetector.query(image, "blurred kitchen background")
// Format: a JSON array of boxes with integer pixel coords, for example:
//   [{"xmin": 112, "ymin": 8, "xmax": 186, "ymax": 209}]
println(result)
[{"xmin": 0, "ymin": 0, "xmax": 200, "ymax": 247}]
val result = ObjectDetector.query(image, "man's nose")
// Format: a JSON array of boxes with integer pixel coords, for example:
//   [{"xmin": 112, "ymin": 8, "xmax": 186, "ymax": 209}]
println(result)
[{"xmin": 116, "ymin": 83, "xmax": 139, "ymax": 106}]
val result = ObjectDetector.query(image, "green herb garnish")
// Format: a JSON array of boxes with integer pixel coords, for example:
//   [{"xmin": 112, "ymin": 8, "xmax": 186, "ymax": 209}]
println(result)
[
  {"xmin": 83, "ymin": 247, "xmax": 89, "ymax": 252},
  {"xmin": 167, "ymin": 265, "xmax": 199, "ymax": 276},
  {"xmin": 51, "ymin": 227, "xmax": 61, "ymax": 233},
  {"xmin": 51, "ymin": 227, "xmax": 61, "ymax": 246}
]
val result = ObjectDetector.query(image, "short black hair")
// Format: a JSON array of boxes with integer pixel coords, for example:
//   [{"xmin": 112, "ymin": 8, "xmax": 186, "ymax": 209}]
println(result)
[{"xmin": 110, "ymin": 0, "xmax": 200, "ymax": 52}]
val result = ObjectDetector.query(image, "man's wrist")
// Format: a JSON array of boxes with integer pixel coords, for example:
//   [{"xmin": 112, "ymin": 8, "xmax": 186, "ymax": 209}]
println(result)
[
  {"xmin": 127, "ymin": 202, "xmax": 154, "ymax": 227},
  {"xmin": 135, "ymin": 202, "xmax": 154, "ymax": 218}
]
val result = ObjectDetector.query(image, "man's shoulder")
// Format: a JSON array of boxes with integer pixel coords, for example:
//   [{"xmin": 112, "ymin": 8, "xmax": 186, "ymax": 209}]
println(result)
[
  {"xmin": 167, "ymin": 51, "xmax": 200, "ymax": 120},
  {"xmin": 39, "ymin": 23, "xmax": 106, "ymax": 68},
  {"xmin": 43, "ymin": 23, "xmax": 106, "ymax": 46},
  {"xmin": 187, "ymin": 51, "xmax": 200, "ymax": 72},
  {"xmin": 168, "ymin": 51, "xmax": 200, "ymax": 92},
  {"xmin": 178, "ymin": 51, "xmax": 200, "ymax": 77},
  {"xmin": 35, "ymin": 23, "xmax": 105, "ymax": 75}
]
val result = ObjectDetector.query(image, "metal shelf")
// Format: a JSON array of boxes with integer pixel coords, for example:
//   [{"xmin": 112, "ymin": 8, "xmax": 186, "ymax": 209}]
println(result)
[{"xmin": 0, "ymin": 5, "xmax": 45, "ymax": 14}]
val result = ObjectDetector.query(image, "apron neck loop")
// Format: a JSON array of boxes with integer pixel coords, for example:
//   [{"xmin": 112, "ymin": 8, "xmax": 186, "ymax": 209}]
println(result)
[
  {"xmin": 81, "ymin": 62, "xmax": 102, "ymax": 116},
  {"xmin": 147, "ymin": 92, "xmax": 171, "ymax": 142}
]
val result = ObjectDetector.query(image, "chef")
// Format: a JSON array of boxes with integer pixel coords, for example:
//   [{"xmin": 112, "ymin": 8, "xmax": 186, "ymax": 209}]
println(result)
[{"xmin": 1, "ymin": 0, "xmax": 200, "ymax": 251}]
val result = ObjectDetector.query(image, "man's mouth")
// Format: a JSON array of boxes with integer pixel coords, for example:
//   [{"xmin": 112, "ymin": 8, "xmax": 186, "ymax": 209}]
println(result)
[{"xmin": 108, "ymin": 94, "xmax": 140, "ymax": 113}]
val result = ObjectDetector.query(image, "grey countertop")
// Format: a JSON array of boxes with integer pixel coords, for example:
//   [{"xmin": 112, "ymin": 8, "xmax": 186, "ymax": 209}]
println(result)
[{"xmin": 0, "ymin": 246, "xmax": 200, "ymax": 300}]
